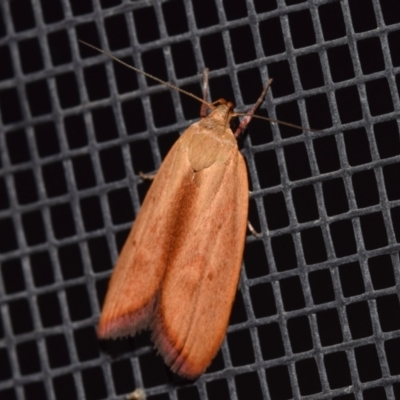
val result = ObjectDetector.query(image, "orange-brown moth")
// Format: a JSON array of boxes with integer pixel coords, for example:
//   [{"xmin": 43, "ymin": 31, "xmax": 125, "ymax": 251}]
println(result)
[{"xmin": 79, "ymin": 41, "xmax": 272, "ymax": 379}]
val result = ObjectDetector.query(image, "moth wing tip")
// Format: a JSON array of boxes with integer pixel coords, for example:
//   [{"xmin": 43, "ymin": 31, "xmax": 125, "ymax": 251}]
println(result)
[
  {"xmin": 97, "ymin": 314, "xmax": 148, "ymax": 340},
  {"xmin": 97, "ymin": 298, "xmax": 157, "ymax": 339},
  {"xmin": 151, "ymin": 321, "xmax": 208, "ymax": 379}
]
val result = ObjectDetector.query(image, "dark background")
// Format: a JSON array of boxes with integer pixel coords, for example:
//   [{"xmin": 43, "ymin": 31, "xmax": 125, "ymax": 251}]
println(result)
[{"xmin": 1, "ymin": 0, "xmax": 400, "ymax": 399}]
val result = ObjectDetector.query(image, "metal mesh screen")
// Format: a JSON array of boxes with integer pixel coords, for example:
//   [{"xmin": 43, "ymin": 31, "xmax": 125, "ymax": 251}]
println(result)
[{"xmin": 1, "ymin": 0, "xmax": 400, "ymax": 399}]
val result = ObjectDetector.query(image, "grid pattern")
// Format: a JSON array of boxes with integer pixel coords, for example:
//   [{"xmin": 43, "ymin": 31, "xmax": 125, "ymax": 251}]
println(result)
[{"xmin": 1, "ymin": 0, "xmax": 400, "ymax": 399}]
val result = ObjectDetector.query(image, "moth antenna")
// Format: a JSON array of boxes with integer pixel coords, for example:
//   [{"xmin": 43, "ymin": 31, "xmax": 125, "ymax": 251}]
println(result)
[
  {"xmin": 78, "ymin": 40, "xmax": 211, "ymax": 108},
  {"xmin": 79, "ymin": 41, "xmax": 317, "ymax": 133}
]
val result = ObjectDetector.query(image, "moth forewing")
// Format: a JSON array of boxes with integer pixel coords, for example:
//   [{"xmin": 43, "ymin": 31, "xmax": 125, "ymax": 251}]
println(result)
[{"xmin": 98, "ymin": 103, "xmax": 249, "ymax": 378}]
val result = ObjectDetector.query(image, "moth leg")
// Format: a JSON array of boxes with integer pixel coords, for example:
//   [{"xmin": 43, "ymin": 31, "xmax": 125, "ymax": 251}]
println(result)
[
  {"xmin": 200, "ymin": 68, "xmax": 210, "ymax": 118},
  {"xmin": 234, "ymin": 78, "xmax": 273, "ymax": 137},
  {"xmin": 247, "ymin": 221, "xmax": 261, "ymax": 238},
  {"xmin": 139, "ymin": 171, "xmax": 157, "ymax": 181}
]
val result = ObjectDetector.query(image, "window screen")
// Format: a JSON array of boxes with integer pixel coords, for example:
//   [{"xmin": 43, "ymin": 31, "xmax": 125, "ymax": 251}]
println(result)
[{"xmin": 1, "ymin": 0, "xmax": 400, "ymax": 399}]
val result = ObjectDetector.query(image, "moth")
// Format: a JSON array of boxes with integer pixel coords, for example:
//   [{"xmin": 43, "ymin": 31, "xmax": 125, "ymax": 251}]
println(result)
[{"xmin": 79, "ymin": 41, "xmax": 273, "ymax": 378}]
